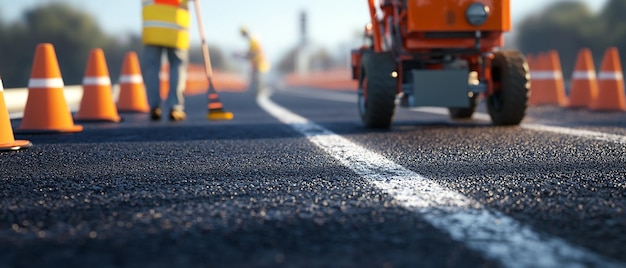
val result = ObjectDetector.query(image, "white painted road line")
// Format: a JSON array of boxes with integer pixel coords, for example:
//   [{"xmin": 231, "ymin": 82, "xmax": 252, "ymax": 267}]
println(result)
[
  {"xmin": 281, "ymin": 89, "xmax": 626, "ymax": 145},
  {"xmin": 258, "ymin": 92, "xmax": 623, "ymax": 268},
  {"xmin": 277, "ymin": 88, "xmax": 356, "ymax": 103},
  {"xmin": 521, "ymin": 124, "xmax": 626, "ymax": 144},
  {"xmin": 411, "ymin": 107, "xmax": 626, "ymax": 145}
]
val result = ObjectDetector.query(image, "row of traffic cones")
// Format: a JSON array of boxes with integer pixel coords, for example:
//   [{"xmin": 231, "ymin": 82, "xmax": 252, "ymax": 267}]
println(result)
[
  {"xmin": 2, "ymin": 43, "xmax": 233, "ymax": 151},
  {"xmin": 16, "ymin": 44, "xmax": 151, "ymax": 133},
  {"xmin": 15, "ymin": 44, "xmax": 147, "ymax": 134},
  {"xmin": 1, "ymin": 43, "xmax": 137, "ymax": 149},
  {"xmin": 528, "ymin": 47, "xmax": 626, "ymax": 111}
]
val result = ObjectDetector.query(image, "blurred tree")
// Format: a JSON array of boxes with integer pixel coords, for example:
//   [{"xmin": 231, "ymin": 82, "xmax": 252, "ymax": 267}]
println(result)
[
  {"xmin": 275, "ymin": 46, "xmax": 337, "ymax": 74},
  {"xmin": 599, "ymin": 0, "xmax": 626, "ymax": 61},
  {"xmin": 275, "ymin": 47, "xmax": 299, "ymax": 74},
  {"xmin": 309, "ymin": 48, "xmax": 334, "ymax": 70},
  {"xmin": 0, "ymin": 3, "xmax": 229, "ymax": 88},
  {"xmin": 0, "ymin": 3, "xmax": 110, "ymax": 87},
  {"xmin": 515, "ymin": 1, "xmax": 600, "ymax": 79},
  {"xmin": 188, "ymin": 45, "xmax": 232, "ymax": 72},
  {"xmin": 601, "ymin": 0, "xmax": 626, "ymax": 31},
  {"xmin": 515, "ymin": 0, "xmax": 626, "ymax": 79},
  {"xmin": 103, "ymin": 35, "xmax": 143, "ymax": 84}
]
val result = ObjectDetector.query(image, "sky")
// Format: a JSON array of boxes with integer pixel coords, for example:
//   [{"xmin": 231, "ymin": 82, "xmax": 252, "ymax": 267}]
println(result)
[{"xmin": 0, "ymin": 0, "xmax": 609, "ymax": 62}]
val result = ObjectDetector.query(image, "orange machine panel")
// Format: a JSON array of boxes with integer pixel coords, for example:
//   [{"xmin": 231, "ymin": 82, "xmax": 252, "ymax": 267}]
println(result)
[{"xmin": 406, "ymin": 0, "xmax": 511, "ymax": 32}]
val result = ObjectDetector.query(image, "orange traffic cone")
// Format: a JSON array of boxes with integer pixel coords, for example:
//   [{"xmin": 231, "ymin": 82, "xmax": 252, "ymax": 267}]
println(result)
[
  {"xmin": 75, "ymin": 48, "xmax": 121, "ymax": 122},
  {"xmin": 536, "ymin": 50, "xmax": 567, "ymax": 106},
  {"xmin": 590, "ymin": 47, "xmax": 626, "ymax": 111},
  {"xmin": 0, "ymin": 77, "xmax": 31, "ymax": 150},
  {"xmin": 117, "ymin": 51, "xmax": 149, "ymax": 113},
  {"xmin": 16, "ymin": 43, "xmax": 83, "ymax": 133},
  {"xmin": 529, "ymin": 53, "xmax": 547, "ymax": 106},
  {"xmin": 567, "ymin": 48, "xmax": 598, "ymax": 108}
]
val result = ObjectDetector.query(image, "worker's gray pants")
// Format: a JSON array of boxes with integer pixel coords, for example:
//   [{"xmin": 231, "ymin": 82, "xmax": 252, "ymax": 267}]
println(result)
[
  {"xmin": 249, "ymin": 69, "xmax": 264, "ymax": 95},
  {"xmin": 142, "ymin": 45, "xmax": 188, "ymax": 112}
]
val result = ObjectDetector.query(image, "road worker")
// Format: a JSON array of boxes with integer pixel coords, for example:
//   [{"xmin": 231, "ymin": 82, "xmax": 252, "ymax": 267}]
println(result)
[
  {"xmin": 141, "ymin": 0, "xmax": 189, "ymax": 121},
  {"xmin": 236, "ymin": 26, "xmax": 270, "ymax": 94}
]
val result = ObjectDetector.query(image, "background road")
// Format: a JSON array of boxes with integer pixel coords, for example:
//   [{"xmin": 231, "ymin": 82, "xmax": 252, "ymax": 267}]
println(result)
[{"xmin": 1, "ymin": 86, "xmax": 625, "ymax": 267}]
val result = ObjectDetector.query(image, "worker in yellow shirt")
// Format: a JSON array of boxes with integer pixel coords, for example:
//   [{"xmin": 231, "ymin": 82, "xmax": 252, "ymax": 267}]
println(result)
[
  {"xmin": 141, "ymin": 0, "xmax": 190, "ymax": 121},
  {"xmin": 236, "ymin": 27, "xmax": 270, "ymax": 94}
]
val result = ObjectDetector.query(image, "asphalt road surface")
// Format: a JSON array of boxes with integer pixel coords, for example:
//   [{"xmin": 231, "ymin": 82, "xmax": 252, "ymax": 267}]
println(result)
[{"xmin": 1, "ymin": 86, "xmax": 625, "ymax": 268}]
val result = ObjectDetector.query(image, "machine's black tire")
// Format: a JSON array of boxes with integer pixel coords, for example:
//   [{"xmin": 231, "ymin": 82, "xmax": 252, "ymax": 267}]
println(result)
[
  {"xmin": 358, "ymin": 52, "xmax": 397, "ymax": 129},
  {"xmin": 487, "ymin": 50, "xmax": 530, "ymax": 125},
  {"xmin": 449, "ymin": 95, "xmax": 478, "ymax": 119}
]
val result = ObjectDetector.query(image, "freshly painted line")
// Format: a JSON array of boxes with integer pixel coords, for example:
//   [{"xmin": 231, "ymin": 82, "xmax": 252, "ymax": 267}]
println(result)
[
  {"xmin": 279, "ymin": 88, "xmax": 355, "ymax": 103},
  {"xmin": 522, "ymin": 124, "xmax": 626, "ymax": 144},
  {"xmin": 258, "ymin": 91, "xmax": 622, "ymax": 268},
  {"xmin": 410, "ymin": 107, "xmax": 626, "ymax": 144}
]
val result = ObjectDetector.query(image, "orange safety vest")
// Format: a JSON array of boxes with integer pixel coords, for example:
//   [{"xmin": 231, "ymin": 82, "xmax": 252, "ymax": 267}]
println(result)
[{"xmin": 142, "ymin": 0, "xmax": 190, "ymax": 49}]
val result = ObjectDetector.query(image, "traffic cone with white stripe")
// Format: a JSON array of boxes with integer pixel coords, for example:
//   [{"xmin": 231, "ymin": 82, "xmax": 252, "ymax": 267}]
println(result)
[
  {"xmin": 529, "ymin": 53, "xmax": 547, "ymax": 106},
  {"xmin": 75, "ymin": 48, "xmax": 121, "ymax": 122},
  {"xmin": 17, "ymin": 43, "xmax": 83, "ymax": 133},
  {"xmin": 0, "ymin": 77, "xmax": 31, "ymax": 150},
  {"xmin": 530, "ymin": 50, "xmax": 567, "ymax": 106},
  {"xmin": 590, "ymin": 47, "xmax": 626, "ymax": 111},
  {"xmin": 117, "ymin": 51, "xmax": 149, "ymax": 113},
  {"xmin": 567, "ymin": 48, "xmax": 598, "ymax": 108}
]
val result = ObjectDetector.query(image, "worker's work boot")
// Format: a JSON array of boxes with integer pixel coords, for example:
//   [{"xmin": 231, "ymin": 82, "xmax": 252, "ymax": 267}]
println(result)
[
  {"xmin": 169, "ymin": 109, "xmax": 186, "ymax": 121},
  {"xmin": 150, "ymin": 107, "xmax": 162, "ymax": 121}
]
